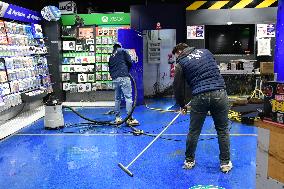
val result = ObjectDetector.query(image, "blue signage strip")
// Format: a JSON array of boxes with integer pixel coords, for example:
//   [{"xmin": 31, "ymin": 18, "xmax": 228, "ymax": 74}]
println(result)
[
  {"xmin": 3, "ymin": 4, "xmax": 42, "ymax": 23},
  {"xmin": 275, "ymin": 0, "xmax": 284, "ymax": 81}
]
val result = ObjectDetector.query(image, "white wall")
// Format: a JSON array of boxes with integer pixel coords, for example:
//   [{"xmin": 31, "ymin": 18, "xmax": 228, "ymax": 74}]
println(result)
[{"xmin": 143, "ymin": 29, "xmax": 176, "ymax": 96}]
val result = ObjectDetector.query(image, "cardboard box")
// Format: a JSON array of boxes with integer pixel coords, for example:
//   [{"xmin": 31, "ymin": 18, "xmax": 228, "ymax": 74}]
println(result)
[{"xmin": 260, "ymin": 62, "xmax": 274, "ymax": 74}]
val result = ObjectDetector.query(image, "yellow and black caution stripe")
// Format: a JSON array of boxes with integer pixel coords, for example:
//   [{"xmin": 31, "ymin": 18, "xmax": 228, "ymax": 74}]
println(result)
[
  {"xmin": 145, "ymin": 104, "xmax": 260, "ymax": 123},
  {"xmin": 228, "ymin": 110, "xmax": 242, "ymax": 122},
  {"xmin": 186, "ymin": 0, "xmax": 278, "ymax": 10},
  {"xmin": 255, "ymin": 0, "xmax": 278, "ymax": 8}
]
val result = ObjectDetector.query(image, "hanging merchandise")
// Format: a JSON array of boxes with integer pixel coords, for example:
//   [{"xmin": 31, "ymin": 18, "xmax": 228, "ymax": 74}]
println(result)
[
  {"xmin": 63, "ymin": 41, "xmax": 76, "ymax": 50},
  {"xmin": 85, "ymin": 83, "xmax": 91, "ymax": 92},
  {"xmin": 78, "ymin": 27, "xmax": 94, "ymax": 39},
  {"xmin": 87, "ymin": 74, "xmax": 95, "ymax": 82},
  {"xmin": 0, "ymin": 19, "xmax": 52, "ymax": 111},
  {"xmin": 60, "ymin": 14, "xmax": 131, "ymax": 94},
  {"xmin": 96, "ymin": 72, "xmax": 102, "ymax": 81},
  {"xmin": 41, "ymin": 6, "xmax": 61, "ymax": 21},
  {"xmin": 78, "ymin": 73, "xmax": 88, "ymax": 83},
  {"xmin": 31, "ymin": 24, "xmax": 44, "ymax": 38},
  {"xmin": 63, "ymin": 83, "xmax": 70, "ymax": 91},
  {"xmin": 77, "ymin": 83, "xmax": 86, "ymax": 92}
]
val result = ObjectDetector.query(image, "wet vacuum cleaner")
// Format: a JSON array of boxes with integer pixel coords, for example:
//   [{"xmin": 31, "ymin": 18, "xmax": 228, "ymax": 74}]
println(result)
[{"xmin": 44, "ymin": 99, "xmax": 64, "ymax": 130}]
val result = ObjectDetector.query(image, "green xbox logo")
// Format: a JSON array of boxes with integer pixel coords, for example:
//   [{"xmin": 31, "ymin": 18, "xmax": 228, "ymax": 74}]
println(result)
[{"xmin": 101, "ymin": 16, "xmax": 108, "ymax": 23}]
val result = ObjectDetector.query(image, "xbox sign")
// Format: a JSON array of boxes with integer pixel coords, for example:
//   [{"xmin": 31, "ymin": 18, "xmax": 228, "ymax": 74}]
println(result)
[{"xmin": 101, "ymin": 16, "xmax": 108, "ymax": 23}]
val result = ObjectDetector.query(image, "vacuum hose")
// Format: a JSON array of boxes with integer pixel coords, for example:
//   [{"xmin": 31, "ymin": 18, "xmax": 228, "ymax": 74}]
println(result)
[{"xmin": 62, "ymin": 74, "xmax": 137, "ymax": 126}]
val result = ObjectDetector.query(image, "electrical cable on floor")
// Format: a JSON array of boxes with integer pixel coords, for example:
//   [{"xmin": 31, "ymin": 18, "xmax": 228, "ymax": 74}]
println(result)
[
  {"xmin": 61, "ymin": 72, "xmax": 234, "ymax": 142},
  {"xmin": 61, "ymin": 114, "xmax": 233, "ymax": 143},
  {"xmin": 61, "ymin": 74, "xmax": 140, "ymax": 134},
  {"xmin": 120, "ymin": 121, "xmax": 233, "ymax": 142}
]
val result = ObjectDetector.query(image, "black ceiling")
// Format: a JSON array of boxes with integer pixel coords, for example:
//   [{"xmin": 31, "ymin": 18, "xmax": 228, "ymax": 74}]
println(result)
[
  {"xmin": 5, "ymin": 0, "xmax": 189, "ymax": 13},
  {"xmin": 4, "ymin": 0, "xmax": 277, "ymax": 14}
]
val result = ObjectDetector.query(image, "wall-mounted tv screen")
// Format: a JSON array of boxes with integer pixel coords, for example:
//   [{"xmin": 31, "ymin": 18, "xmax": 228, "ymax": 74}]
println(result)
[{"xmin": 205, "ymin": 24, "xmax": 255, "ymax": 55}]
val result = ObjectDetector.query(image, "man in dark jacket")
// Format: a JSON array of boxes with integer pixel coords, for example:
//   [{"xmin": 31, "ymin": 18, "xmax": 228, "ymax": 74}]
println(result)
[
  {"xmin": 172, "ymin": 43, "xmax": 232, "ymax": 173},
  {"xmin": 108, "ymin": 42, "xmax": 139, "ymax": 126}
]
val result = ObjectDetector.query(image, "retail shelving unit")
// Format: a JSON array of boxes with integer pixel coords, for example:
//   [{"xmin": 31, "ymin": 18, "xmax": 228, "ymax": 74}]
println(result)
[
  {"xmin": 60, "ymin": 13, "xmax": 131, "ymax": 101},
  {"xmin": 0, "ymin": 20, "xmax": 52, "ymax": 112}
]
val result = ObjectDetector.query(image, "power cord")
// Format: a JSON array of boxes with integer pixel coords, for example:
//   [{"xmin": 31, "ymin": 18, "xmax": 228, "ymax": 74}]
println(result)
[{"xmin": 62, "ymin": 74, "xmax": 138, "ymax": 127}]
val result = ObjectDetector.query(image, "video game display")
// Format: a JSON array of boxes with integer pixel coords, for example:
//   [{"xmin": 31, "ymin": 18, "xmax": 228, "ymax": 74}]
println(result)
[
  {"xmin": 60, "ymin": 26, "xmax": 131, "ymax": 92},
  {"xmin": 0, "ymin": 21, "xmax": 52, "ymax": 112}
]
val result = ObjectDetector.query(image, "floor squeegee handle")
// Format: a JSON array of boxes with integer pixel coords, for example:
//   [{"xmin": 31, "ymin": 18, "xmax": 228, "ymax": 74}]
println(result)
[{"xmin": 118, "ymin": 111, "xmax": 183, "ymax": 177}]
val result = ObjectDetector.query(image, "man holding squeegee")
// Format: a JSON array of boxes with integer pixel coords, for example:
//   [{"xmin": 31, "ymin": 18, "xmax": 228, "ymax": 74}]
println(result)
[{"xmin": 172, "ymin": 43, "xmax": 232, "ymax": 173}]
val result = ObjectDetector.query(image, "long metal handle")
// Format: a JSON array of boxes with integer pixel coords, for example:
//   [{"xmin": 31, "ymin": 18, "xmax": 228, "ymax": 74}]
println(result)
[{"xmin": 126, "ymin": 112, "xmax": 182, "ymax": 168}]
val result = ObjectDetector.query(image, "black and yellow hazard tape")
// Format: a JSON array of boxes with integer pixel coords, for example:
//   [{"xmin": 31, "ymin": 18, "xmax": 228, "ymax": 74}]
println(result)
[
  {"xmin": 186, "ymin": 0, "xmax": 278, "ymax": 10},
  {"xmin": 145, "ymin": 105, "xmax": 259, "ymax": 123},
  {"xmin": 228, "ymin": 110, "xmax": 242, "ymax": 122}
]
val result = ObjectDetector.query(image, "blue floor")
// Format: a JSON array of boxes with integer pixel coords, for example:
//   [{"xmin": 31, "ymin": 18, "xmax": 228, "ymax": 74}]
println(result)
[{"xmin": 0, "ymin": 98, "xmax": 257, "ymax": 189}]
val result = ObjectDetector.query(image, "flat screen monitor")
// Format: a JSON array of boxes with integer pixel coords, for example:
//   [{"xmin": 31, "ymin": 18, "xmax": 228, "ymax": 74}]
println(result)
[{"xmin": 205, "ymin": 24, "xmax": 255, "ymax": 54}]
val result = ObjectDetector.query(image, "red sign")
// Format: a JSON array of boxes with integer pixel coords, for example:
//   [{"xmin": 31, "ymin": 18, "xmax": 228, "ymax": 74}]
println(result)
[{"xmin": 156, "ymin": 22, "xmax": 161, "ymax": 30}]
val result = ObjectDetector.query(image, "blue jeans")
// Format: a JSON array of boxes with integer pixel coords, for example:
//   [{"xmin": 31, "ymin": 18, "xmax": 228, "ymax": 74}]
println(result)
[
  {"xmin": 113, "ymin": 77, "xmax": 133, "ymax": 118},
  {"xmin": 186, "ymin": 89, "xmax": 230, "ymax": 164}
]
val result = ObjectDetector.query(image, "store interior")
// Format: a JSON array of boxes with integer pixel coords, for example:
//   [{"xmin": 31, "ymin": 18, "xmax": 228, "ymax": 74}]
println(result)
[{"xmin": 0, "ymin": 0, "xmax": 283, "ymax": 189}]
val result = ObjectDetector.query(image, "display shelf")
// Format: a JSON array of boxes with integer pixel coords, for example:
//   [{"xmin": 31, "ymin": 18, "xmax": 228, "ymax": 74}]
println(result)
[
  {"xmin": 73, "ymin": 81, "xmax": 96, "ymax": 83},
  {"xmin": 0, "ymin": 20, "xmax": 52, "ymax": 112},
  {"xmin": 60, "ymin": 25, "xmax": 127, "ymax": 93},
  {"xmin": 21, "ymin": 90, "xmax": 48, "ymax": 102},
  {"xmin": 61, "ymin": 36, "xmax": 77, "ymax": 39},
  {"xmin": 61, "ymin": 63, "xmax": 96, "ymax": 65},
  {"xmin": 3, "ymin": 86, "xmax": 42, "ymax": 97}
]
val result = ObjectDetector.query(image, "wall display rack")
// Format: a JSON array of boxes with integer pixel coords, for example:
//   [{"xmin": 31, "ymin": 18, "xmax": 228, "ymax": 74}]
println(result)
[
  {"xmin": 61, "ymin": 25, "xmax": 130, "ymax": 93},
  {"xmin": 0, "ymin": 20, "xmax": 52, "ymax": 112}
]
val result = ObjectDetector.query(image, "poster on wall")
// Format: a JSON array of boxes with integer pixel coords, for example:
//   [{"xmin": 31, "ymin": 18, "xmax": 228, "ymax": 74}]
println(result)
[
  {"xmin": 267, "ymin": 24, "xmax": 275, "ymax": 37},
  {"xmin": 187, "ymin": 25, "xmax": 204, "ymax": 39},
  {"xmin": 257, "ymin": 38, "xmax": 271, "ymax": 56},
  {"xmin": 257, "ymin": 24, "xmax": 275, "ymax": 38},
  {"xmin": 78, "ymin": 27, "xmax": 94, "ymax": 39}
]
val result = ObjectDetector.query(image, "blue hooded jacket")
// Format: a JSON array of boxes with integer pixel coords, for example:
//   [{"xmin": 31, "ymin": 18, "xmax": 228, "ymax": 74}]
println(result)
[{"xmin": 108, "ymin": 48, "xmax": 132, "ymax": 80}]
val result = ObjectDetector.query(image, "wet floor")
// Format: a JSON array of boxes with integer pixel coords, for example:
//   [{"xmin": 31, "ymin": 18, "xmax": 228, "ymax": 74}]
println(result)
[{"xmin": 0, "ymin": 98, "xmax": 257, "ymax": 189}]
